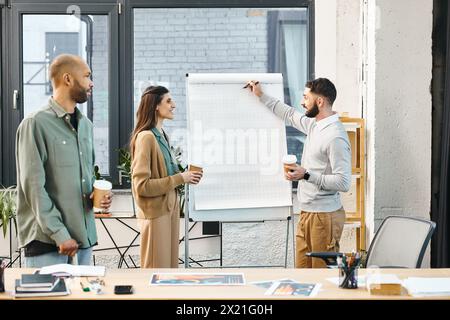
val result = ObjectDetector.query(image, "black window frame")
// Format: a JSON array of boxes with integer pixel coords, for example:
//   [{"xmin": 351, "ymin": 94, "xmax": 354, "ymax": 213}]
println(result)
[{"xmin": 0, "ymin": 2, "xmax": 4, "ymax": 184}]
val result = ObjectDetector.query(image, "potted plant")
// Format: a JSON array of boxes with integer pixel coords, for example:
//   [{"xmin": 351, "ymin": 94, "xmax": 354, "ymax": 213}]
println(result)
[
  {"xmin": 116, "ymin": 148, "xmax": 136, "ymax": 215},
  {"xmin": 117, "ymin": 148, "xmax": 132, "ymax": 186},
  {"xmin": 0, "ymin": 186, "xmax": 17, "ymax": 238}
]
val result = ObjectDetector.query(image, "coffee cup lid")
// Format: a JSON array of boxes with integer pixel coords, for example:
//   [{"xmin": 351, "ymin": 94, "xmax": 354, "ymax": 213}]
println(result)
[
  {"xmin": 93, "ymin": 180, "xmax": 113, "ymax": 190},
  {"xmin": 282, "ymin": 155, "xmax": 297, "ymax": 164}
]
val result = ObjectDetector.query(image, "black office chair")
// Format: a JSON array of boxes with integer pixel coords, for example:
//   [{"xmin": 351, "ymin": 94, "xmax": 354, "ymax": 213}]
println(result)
[{"xmin": 307, "ymin": 215, "xmax": 436, "ymax": 268}]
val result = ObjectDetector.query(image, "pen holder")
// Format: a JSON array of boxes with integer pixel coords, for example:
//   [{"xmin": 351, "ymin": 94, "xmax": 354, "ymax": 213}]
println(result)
[{"xmin": 339, "ymin": 265, "xmax": 359, "ymax": 289}]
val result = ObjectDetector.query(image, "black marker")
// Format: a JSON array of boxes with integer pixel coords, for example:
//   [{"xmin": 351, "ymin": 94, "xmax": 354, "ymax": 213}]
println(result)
[{"xmin": 242, "ymin": 81, "xmax": 259, "ymax": 89}]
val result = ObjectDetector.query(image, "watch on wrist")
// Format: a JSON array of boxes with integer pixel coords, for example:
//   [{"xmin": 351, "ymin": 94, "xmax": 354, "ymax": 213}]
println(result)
[{"xmin": 304, "ymin": 170, "xmax": 310, "ymax": 181}]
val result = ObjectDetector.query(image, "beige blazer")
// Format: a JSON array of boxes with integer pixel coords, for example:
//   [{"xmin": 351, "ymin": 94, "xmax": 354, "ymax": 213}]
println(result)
[{"xmin": 131, "ymin": 130, "xmax": 184, "ymax": 219}]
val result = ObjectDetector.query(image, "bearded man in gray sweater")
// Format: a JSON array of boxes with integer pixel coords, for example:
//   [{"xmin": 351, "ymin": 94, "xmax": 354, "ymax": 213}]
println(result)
[{"xmin": 247, "ymin": 78, "xmax": 351, "ymax": 268}]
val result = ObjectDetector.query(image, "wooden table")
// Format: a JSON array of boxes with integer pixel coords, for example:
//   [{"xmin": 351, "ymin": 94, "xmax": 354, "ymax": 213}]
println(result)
[{"xmin": 1, "ymin": 268, "xmax": 450, "ymax": 300}]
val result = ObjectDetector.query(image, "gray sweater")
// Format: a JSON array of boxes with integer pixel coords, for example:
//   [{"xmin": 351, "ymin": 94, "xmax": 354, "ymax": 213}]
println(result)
[{"xmin": 260, "ymin": 94, "xmax": 352, "ymax": 212}]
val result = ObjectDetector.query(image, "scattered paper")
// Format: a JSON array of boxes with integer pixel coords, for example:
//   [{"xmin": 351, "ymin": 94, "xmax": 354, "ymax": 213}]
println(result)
[
  {"xmin": 403, "ymin": 277, "xmax": 450, "ymax": 297},
  {"xmin": 264, "ymin": 281, "xmax": 321, "ymax": 297},
  {"xmin": 38, "ymin": 264, "xmax": 106, "ymax": 277},
  {"xmin": 150, "ymin": 273, "xmax": 245, "ymax": 286},
  {"xmin": 251, "ymin": 278, "xmax": 297, "ymax": 289}
]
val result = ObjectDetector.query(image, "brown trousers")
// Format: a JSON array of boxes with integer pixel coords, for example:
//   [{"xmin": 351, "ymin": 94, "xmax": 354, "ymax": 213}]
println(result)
[
  {"xmin": 138, "ymin": 199, "xmax": 180, "ymax": 268},
  {"xmin": 296, "ymin": 208, "xmax": 346, "ymax": 268}
]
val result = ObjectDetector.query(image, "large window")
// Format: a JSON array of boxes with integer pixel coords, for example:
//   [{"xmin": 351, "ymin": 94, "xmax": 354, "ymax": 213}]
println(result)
[
  {"xmin": 133, "ymin": 7, "xmax": 310, "ymax": 169},
  {"xmin": 1, "ymin": 2, "xmax": 118, "ymax": 186},
  {"xmin": 268, "ymin": 10, "xmax": 309, "ymax": 183},
  {"xmin": 44, "ymin": 32, "xmax": 79, "ymax": 94},
  {"xmin": 0, "ymin": 1, "xmax": 312, "ymax": 187},
  {"xmin": 22, "ymin": 14, "xmax": 110, "ymax": 175}
]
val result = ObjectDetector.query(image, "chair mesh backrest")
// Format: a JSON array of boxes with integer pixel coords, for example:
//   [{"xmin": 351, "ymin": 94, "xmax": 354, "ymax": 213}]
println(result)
[{"xmin": 366, "ymin": 216, "xmax": 435, "ymax": 268}]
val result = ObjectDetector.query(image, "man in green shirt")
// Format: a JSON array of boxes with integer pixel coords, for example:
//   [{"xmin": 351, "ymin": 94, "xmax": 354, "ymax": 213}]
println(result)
[{"xmin": 15, "ymin": 54, "xmax": 112, "ymax": 267}]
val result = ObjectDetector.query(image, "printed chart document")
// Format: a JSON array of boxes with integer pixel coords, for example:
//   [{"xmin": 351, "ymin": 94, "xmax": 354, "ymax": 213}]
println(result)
[
  {"xmin": 38, "ymin": 264, "xmax": 106, "ymax": 277},
  {"xmin": 150, "ymin": 273, "xmax": 245, "ymax": 285},
  {"xmin": 264, "ymin": 281, "xmax": 321, "ymax": 297},
  {"xmin": 403, "ymin": 277, "xmax": 450, "ymax": 297},
  {"xmin": 251, "ymin": 278, "xmax": 297, "ymax": 289}
]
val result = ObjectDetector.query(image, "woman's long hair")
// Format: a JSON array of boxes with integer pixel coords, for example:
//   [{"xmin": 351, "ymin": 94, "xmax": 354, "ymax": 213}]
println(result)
[{"xmin": 130, "ymin": 85, "xmax": 169, "ymax": 159}]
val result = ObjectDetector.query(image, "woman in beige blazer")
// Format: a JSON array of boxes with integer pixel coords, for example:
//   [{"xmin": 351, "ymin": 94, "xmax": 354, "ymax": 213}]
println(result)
[{"xmin": 130, "ymin": 86, "xmax": 202, "ymax": 268}]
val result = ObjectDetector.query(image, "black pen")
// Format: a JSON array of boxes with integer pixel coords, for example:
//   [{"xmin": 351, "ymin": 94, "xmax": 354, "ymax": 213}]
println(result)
[{"xmin": 243, "ymin": 81, "xmax": 259, "ymax": 89}]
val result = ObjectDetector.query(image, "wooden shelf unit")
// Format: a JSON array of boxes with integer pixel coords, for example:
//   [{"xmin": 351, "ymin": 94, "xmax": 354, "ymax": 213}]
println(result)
[{"xmin": 340, "ymin": 117, "xmax": 366, "ymax": 251}]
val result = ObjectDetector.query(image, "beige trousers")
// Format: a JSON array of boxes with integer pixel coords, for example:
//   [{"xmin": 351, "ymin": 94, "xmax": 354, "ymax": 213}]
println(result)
[
  {"xmin": 138, "ymin": 198, "xmax": 180, "ymax": 268},
  {"xmin": 295, "ymin": 208, "xmax": 346, "ymax": 268}
]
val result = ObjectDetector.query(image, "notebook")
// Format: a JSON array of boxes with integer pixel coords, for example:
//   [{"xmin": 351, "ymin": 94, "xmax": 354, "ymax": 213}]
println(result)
[
  {"xmin": 20, "ymin": 274, "xmax": 57, "ymax": 288},
  {"xmin": 14, "ymin": 279, "xmax": 70, "ymax": 298},
  {"xmin": 18, "ymin": 276, "xmax": 60, "ymax": 292}
]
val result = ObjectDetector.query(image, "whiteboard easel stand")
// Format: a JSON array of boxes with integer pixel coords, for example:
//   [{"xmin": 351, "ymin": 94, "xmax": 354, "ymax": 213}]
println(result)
[
  {"xmin": 216, "ymin": 214, "xmax": 294, "ymax": 268},
  {"xmin": 184, "ymin": 183, "xmax": 190, "ymax": 268},
  {"xmin": 184, "ymin": 188, "xmax": 295, "ymax": 269}
]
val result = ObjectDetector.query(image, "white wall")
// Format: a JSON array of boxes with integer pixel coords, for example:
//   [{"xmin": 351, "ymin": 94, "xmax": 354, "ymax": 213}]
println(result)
[
  {"xmin": 365, "ymin": 0, "xmax": 433, "ymax": 265},
  {"xmin": 315, "ymin": 0, "xmax": 362, "ymax": 118},
  {"xmin": 365, "ymin": 0, "xmax": 377, "ymax": 248},
  {"xmin": 316, "ymin": 0, "xmax": 433, "ymax": 266},
  {"xmin": 336, "ymin": 0, "xmax": 362, "ymax": 117},
  {"xmin": 365, "ymin": 0, "xmax": 433, "ymax": 226},
  {"xmin": 314, "ymin": 0, "xmax": 337, "ymax": 82},
  {"xmin": 372, "ymin": 0, "xmax": 433, "ymax": 222}
]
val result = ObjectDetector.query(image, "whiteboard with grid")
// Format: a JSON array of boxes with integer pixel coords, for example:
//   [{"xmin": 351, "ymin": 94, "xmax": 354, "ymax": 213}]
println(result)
[{"xmin": 186, "ymin": 73, "xmax": 292, "ymax": 221}]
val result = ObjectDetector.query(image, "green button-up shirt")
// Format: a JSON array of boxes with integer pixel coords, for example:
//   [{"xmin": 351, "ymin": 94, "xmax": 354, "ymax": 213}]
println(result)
[{"xmin": 15, "ymin": 98, "xmax": 97, "ymax": 249}]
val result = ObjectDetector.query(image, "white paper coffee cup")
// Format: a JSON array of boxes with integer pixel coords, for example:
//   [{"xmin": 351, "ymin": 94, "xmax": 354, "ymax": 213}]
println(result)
[
  {"xmin": 188, "ymin": 164, "xmax": 203, "ymax": 172},
  {"xmin": 282, "ymin": 155, "xmax": 298, "ymax": 174},
  {"xmin": 93, "ymin": 180, "xmax": 112, "ymax": 213}
]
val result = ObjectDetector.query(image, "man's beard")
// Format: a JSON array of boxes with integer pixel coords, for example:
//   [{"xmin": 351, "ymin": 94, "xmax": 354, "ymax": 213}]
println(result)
[
  {"xmin": 305, "ymin": 102, "xmax": 319, "ymax": 118},
  {"xmin": 70, "ymin": 79, "xmax": 89, "ymax": 104}
]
